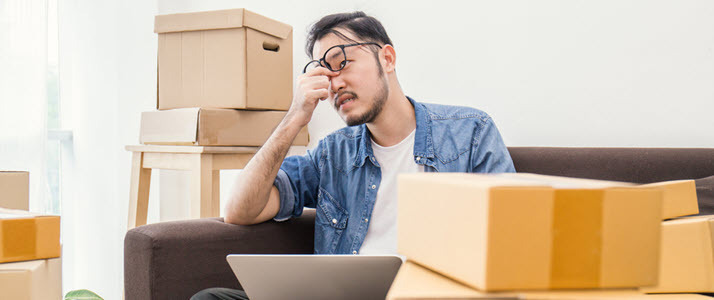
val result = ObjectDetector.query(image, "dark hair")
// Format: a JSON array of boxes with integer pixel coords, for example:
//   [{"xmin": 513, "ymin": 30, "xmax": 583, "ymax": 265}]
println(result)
[{"xmin": 305, "ymin": 11, "xmax": 393, "ymax": 59}]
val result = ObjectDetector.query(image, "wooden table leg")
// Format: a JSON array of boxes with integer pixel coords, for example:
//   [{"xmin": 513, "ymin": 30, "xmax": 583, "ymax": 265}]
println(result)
[
  {"xmin": 128, "ymin": 151, "xmax": 152, "ymax": 230},
  {"xmin": 190, "ymin": 153, "xmax": 219, "ymax": 219}
]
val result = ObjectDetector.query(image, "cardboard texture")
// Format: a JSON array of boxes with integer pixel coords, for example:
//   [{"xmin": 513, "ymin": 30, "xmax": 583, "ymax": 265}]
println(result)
[
  {"xmin": 397, "ymin": 173, "xmax": 663, "ymax": 291},
  {"xmin": 0, "ymin": 257, "xmax": 62, "ymax": 300},
  {"xmin": 497, "ymin": 173, "xmax": 698, "ymax": 219},
  {"xmin": 642, "ymin": 215, "xmax": 714, "ymax": 293},
  {"xmin": 0, "ymin": 208, "xmax": 61, "ymax": 264},
  {"xmin": 386, "ymin": 261, "xmax": 701, "ymax": 300},
  {"xmin": 0, "ymin": 171, "xmax": 29, "ymax": 210},
  {"xmin": 155, "ymin": 8, "xmax": 293, "ymax": 110},
  {"xmin": 139, "ymin": 108, "xmax": 308, "ymax": 146}
]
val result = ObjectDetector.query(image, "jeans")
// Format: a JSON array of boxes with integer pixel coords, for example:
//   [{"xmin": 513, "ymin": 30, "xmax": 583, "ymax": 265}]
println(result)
[{"xmin": 190, "ymin": 288, "xmax": 249, "ymax": 300}]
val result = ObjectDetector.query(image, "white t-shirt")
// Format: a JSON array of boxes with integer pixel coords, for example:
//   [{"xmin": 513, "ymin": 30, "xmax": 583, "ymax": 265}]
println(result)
[{"xmin": 359, "ymin": 129, "xmax": 423, "ymax": 254}]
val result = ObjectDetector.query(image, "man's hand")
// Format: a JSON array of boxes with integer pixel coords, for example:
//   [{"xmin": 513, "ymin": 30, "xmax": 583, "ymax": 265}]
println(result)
[
  {"xmin": 224, "ymin": 67, "xmax": 338, "ymax": 225},
  {"xmin": 286, "ymin": 67, "xmax": 340, "ymax": 127}
]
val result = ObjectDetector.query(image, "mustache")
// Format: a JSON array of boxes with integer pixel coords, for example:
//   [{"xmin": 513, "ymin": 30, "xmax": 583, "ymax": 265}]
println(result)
[{"xmin": 334, "ymin": 91, "xmax": 358, "ymax": 109}]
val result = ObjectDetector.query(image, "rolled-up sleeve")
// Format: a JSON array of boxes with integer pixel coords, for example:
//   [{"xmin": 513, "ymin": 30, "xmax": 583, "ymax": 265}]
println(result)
[
  {"xmin": 471, "ymin": 116, "xmax": 516, "ymax": 173},
  {"xmin": 272, "ymin": 143, "xmax": 322, "ymax": 222}
]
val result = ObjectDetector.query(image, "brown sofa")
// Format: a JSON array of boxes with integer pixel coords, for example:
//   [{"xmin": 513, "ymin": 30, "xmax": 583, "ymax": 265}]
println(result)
[{"xmin": 124, "ymin": 147, "xmax": 714, "ymax": 300}]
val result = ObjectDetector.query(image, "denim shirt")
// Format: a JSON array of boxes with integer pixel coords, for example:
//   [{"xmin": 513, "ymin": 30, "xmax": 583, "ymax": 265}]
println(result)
[{"xmin": 272, "ymin": 97, "xmax": 515, "ymax": 254}]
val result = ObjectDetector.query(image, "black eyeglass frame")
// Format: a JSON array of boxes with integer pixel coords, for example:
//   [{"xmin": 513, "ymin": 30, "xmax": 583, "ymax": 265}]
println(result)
[{"xmin": 302, "ymin": 42, "xmax": 383, "ymax": 74}]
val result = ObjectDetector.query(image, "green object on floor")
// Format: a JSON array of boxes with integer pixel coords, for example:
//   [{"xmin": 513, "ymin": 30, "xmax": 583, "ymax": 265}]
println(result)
[{"xmin": 65, "ymin": 289, "xmax": 103, "ymax": 300}]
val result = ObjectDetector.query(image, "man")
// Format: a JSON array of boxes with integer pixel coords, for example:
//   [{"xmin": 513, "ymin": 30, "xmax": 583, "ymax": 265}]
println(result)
[{"xmin": 192, "ymin": 11, "xmax": 515, "ymax": 300}]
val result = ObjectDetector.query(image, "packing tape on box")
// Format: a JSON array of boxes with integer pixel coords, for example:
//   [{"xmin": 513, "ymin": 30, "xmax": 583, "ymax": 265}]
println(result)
[
  {"xmin": 550, "ymin": 190, "xmax": 603, "ymax": 288},
  {"xmin": 2, "ymin": 218, "xmax": 37, "ymax": 259}
]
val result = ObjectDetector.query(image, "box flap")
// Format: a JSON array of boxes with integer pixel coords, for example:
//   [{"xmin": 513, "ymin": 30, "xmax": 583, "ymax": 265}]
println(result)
[
  {"xmin": 496, "ymin": 173, "xmax": 635, "ymax": 189},
  {"xmin": 641, "ymin": 180, "xmax": 699, "ymax": 219},
  {"xmin": 154, "ymin": 8, "xmax": 292, "ymax": 39},
  {"xmin": 0, "ymin": 259, "xmax": 43, "ymax": 272},
  {"xmin": 0, "ymin": 208, "xmax": 57, "ymax": 220}
]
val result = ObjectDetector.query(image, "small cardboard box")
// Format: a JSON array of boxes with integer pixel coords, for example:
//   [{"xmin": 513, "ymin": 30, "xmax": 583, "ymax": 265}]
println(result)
[
  {"xmin": 642, "ymin": 215, "xmax": 714, "ymax": 293},
  {"xmin": 498, "ymin": 173, "xmax": 698, "ymax": 220},
  {"xmin": 155, "ymin": 8, "xmax": 293, "ymax": 110},
  {"xmin": 0, "ymin": 257, "xmax": 62, "ymax": 300},
  {"xmin": 386, "ymin": 261, "xmax": 682, "ymax": 300},
  {"xmin": 0, "ymin": 171, "xmax": 29, "ymax": 210},
  {"xmin": 397, "ymin": 173, "xmax": 663, "ymax": 291},
  {"xmin": 0, "ymin": 208, "xmax": 61, "ymax": 264},
  {"xmin": 139, "ymin": 107, "xmax": 308, "ymax": 146},
  {"xmin": 641, "ymin": 179, "xmax": 699, "ymax": 219}
]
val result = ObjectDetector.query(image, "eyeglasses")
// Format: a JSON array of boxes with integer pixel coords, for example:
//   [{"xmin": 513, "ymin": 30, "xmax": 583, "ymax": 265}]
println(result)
[{"xmin": 302, "ymin": 42, "xmax": 383, "ymax": 74}]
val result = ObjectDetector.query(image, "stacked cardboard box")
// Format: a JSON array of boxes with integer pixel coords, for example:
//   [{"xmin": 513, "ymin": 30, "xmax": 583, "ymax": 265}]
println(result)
[
  {"xmin": 0, "ymin": 171, "xmax": 30, "ymax": 210},
  {"xmin": 140, "ymin": 8, "xmax": 308, "ymax": 146},
  {"xmin": 0, "ymin": 257, "xmax": 62, "ymax": 300},
  {"xmin": 390, "ymin": 173, "xmax": 702, "ymax": 298},
  {"xmin": 642, "ymin": 215, "xmax": 714, "ymax": 293},
  {"xmin": 0, "ymin": 206, "xmax": 62, "ymax": 299}
]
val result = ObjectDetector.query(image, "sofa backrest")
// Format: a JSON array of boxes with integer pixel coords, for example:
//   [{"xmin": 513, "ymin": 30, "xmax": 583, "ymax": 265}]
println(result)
[{"xmin": 508, "ymin": 147, "xmax": 714, "ymax": 183}]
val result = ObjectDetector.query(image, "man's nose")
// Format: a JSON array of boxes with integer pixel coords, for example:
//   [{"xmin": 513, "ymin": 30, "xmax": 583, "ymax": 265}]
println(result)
[{"xmin": 329, "ymin": 72, "xmax": 346, "ymax": 94}]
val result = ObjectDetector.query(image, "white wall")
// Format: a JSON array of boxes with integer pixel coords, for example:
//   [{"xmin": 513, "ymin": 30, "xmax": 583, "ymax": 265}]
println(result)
[
  {"xmin": 158, "ymin": 0, "xmax": 714, "ymax": 149},
  {"xmin": 58, "ymin": 0, "xmax": 714, "ymax": 299}
]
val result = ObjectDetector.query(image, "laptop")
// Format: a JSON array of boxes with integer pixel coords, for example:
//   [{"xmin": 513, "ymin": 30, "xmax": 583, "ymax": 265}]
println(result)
[{"xmin": 226, "ymin": 254, "xmax": 405, "ymax": 300}]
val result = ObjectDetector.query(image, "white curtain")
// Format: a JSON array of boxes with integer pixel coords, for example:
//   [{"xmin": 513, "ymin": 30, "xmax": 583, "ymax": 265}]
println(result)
[
  {"xmin": 0, "ymin": 0, "xmax": 49, "ymax": 212},
  {"xmin": 57, "ymin": 0, "xmax": 157, "ymax": 298}
]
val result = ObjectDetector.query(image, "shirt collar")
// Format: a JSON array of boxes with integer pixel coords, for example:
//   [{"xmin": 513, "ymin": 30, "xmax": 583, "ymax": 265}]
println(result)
[{"xmin": 353, "ymin": 96, "xmax": 434, "ymax": 168}]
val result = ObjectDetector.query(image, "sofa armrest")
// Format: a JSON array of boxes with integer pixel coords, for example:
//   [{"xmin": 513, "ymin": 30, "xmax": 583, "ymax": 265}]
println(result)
[{"xmin": 124, "ymin": 209, "xmax": 315, "ymax": 300}]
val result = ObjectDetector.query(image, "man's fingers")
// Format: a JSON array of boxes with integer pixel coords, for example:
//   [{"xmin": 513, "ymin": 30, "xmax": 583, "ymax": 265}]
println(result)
[
  {"xmin": 304, "ymin": 66, "xmax": 340, "ymax": 77},
  {"xmin": 300, "ymin": 75, "xmax": 330, "ymax": 88},
  {"xmin": 305, "ymin": 89, "xmax": 329, "ymax": 102}
]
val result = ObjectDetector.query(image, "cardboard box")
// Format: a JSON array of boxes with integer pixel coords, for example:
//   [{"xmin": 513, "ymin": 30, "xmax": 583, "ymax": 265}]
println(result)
[
  {"xmin": 0, "ymin": 171, "xmax": 29, "ymax": 210},
  {"xmin": 139, "ymin": 108, "xmax": 308, "ymax": 146},
  {"xmin": 386, "ymin": 261, "xmax": 691, "ymax": 300},
  {"xmin": 642, "ymin": 215, "xmax": 714, "ymax": 293},
  {"xmin": 641, "ymin": 179, "xmax": 699, "ymax": 219},
  {"xmin": 0, "ymin": 208, "xmax": 61, "ymax": 264},
  {"xmin": 0, "ymin": 257, "xmax": 62, "ymax": 300},
  {"xmin": 497, "ymin": 173, "xmax": 698, "ymax": 219},
  {"xmin": 397, "ymin": 173, "xmax": 663, "ymax": 291},
  {"xmin": 155, "ymin": 8, "xmax": 293, "ymax": 110}
]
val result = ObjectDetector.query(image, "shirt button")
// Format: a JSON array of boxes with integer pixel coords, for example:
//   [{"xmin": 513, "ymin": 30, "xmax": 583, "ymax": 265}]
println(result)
[
  {"xmin": 371, "ymin": 184, "xmax": 376, "ymax": 189},
  {"xmin": 352, "ymin": 250, "xmax": 357, "ymax": 255},
  {"xmin": 332, "ymin": 218, "xmax": 337, "ymax": 224},
  {"xmin": 416, "ymin": 156, "xmax": 421, "ymax": 161},
  {"xmin": 364, "ymin": 218, "xmax": 369, "ymax": 222}
]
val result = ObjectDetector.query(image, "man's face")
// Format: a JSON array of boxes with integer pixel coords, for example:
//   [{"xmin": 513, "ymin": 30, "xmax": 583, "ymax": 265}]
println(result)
[{"xmin": 312, "ymin": 30, "xmax": 389, "ymax": 126}]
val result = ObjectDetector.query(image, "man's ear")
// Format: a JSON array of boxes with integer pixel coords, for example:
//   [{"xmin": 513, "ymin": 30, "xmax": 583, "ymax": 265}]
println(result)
[{"xmin": 380, "ymin": 44, "xmax": 396, "ymax": 73}]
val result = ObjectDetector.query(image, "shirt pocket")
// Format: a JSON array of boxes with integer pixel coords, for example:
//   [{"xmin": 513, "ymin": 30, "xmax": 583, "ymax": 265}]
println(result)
[
  {"xmin": 315, "ymin": 187, "xmax": 349, "ymax": 254},
  {"xmin": 317, "ymin": 187, "xmax": 348, "ymax": 228}
]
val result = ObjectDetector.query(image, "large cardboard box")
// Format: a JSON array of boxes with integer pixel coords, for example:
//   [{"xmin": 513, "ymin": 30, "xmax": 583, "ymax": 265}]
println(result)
[
  {"xmin": 387, "ymin": 261, "xmax": 711, "ymax": 300},
  {"xmin": 0, "ymin": 257, "xmax": 62, "ymax": 300},
  {"xmin": 498, "ymin": 173, "xmax": 698, "ymax": 220},
  {"xmin": 0, "ymin": 208, "xmax": 61, "ymax": 264},
  {"xmin": 642, "ymin": 215, "xmax": 714, "ymax": 293},
  {"xmin": 155, "ymin": 8, "xmax": 293, "ymax": 110},
  {"xmin": 397, "ymin": 173, "xmax": 663, "ymax": 291},
  {"xmin": 139, "ymin": 108, "xmax": 309, "ymax": 146},
  {"xmin": 0, "ymin": 171, "xmax": 29, "ymax": 210}
]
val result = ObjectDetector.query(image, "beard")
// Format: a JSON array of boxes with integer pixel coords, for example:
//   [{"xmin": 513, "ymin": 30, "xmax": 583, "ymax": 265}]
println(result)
[{"xmin": 341, "ymin": 71, "xmax": 389, "ymax": 127}]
